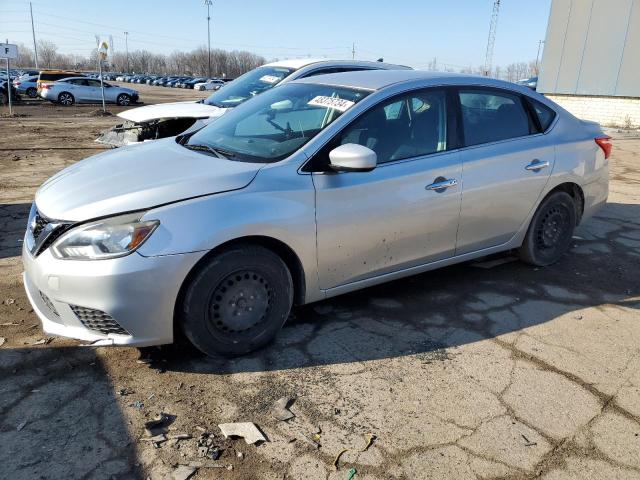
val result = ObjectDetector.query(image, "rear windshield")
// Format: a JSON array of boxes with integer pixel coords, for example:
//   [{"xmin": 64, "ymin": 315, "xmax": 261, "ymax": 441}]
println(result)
[{"xmin": 39, "ymin": 72, "xmax": 84, "ymax": 81}]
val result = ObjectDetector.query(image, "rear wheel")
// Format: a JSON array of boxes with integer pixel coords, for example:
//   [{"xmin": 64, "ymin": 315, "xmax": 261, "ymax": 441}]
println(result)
[
  {"xmin": 26, "ymin": 87, "xmax": 37, "ymax": 98},
  {"xmin": 519, "ymin": 191, "xmax": 577, "ymax": 266},
  {"xmin": 58, "ymin": 92, "xmax": 74, "ymax": 106},
  {"xmin": 180, "ymin": 245, "xmax": 293, "ymax": 357},
  {"xmin": 116, "ymin": 93, "xmax": 131, "ymax": 106},
  {"xmin": 0, "ymin": 91, "xmax": 6, "ymax": 105}
]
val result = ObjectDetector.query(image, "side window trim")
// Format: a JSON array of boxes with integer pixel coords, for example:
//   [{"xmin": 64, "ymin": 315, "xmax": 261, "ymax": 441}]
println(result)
[
  {"xmin": 302, "ymin": 86, "xmax": 457, "ymax": 172},
  {"xmin": 523, "ymin": 96, "xmax": 558, "ymax": 133}
]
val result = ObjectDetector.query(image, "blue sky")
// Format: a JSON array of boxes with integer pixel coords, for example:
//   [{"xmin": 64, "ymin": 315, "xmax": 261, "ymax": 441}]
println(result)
[{"xmin": 1, "ymin": 0, "xmax": 551, "ymax": 69}]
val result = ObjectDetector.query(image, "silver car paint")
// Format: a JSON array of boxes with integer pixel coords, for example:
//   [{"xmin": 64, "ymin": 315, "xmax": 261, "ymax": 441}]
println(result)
[
  {"xmin": 23, "ymin": 71, "xmax": 609, "ymax": 346},
  {"xmin": 36, "ymin": 139, "xmax": 261, "ymax": 221},
  {"xmin": 40, "ymin": 78, "xmax": 137, "ymax": 104}
]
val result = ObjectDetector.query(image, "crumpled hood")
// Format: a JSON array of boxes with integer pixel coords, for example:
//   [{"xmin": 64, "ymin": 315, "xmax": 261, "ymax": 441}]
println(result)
[
  {"xmin": 117, "ymin": 100, "xmax": 226, "ymax": 123},
  {"xmin": 36, "ymin": 138, "xmax": 261, "ymax": 222}
]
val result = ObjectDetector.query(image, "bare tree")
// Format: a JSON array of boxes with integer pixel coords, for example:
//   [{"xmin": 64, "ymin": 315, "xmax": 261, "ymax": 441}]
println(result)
[
  {"xmin": 37, "ymin": 40, "xmax": 58, "ymax": 68},
  {"xmin": 12, "ymin": 42, "xmax": 265, "ymax": 78}
]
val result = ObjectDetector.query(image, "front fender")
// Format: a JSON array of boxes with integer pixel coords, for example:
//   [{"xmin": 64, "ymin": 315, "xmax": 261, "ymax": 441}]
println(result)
[{"xmin": 137, "ymin": 164, "xmax": 322, "ymax": 302}]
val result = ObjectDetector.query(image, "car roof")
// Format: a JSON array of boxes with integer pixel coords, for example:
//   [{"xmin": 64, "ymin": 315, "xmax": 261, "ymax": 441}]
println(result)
[
  {"xmin": 264, "ymin": 58, "xmax": 410, "ymax": 71},
  {"xmin": 292, "ymin": 69, "xmax": 534, "ymax": 92}
]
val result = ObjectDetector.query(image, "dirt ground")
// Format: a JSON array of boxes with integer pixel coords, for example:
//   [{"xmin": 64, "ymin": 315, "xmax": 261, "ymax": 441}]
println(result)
[{"xmin": 1, "ymin": 84, "xmax": 639, "ymax": 480}]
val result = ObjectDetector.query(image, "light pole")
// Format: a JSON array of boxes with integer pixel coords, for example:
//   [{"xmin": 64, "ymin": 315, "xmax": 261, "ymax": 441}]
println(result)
[
  {"xmin": 124, "ymin": 31, "xmax": 130, "ymax": 73},
  {"xmin": 535, "ymin": 40, "xmax": 545, "ymax": 75},
  {"xmin": 204, "ymin": 0, "xmax": 212, "ymax": 78},
  {"xmin": 30, "ymin": 2, "xmax": 38, "ymax": 68}
]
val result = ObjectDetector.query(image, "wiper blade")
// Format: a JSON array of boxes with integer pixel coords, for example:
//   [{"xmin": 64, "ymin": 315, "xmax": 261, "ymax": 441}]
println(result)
[{"xmin": 183, "ymin": 143, "xmax": 235, "ymax": 158}]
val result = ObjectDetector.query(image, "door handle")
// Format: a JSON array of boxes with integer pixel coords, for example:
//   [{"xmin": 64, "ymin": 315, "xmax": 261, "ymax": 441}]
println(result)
[
  {"xmin": 525, "ymin": 159, "xmax": 550, "ymax": 171},
  {"xmin": 426, "ymin": 177, "xmax": 458, "ymax": 192}
]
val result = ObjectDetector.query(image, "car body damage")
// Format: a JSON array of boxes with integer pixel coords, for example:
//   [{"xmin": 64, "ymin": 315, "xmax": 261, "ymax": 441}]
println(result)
[
  {"xmin": 96, "ymin": 100, "xmax": 227, "ymax": 147},
  {"xmin": 97, "ymin": 59, "xmax": 412, "ymax": 147}
]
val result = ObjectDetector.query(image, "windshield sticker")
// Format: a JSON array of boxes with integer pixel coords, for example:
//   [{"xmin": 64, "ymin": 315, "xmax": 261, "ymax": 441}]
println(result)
[
  {"xmin": 259, "ymin": 75, "xmax": 281, "ymax": 84},
  {"xmin": 307, "ymin": 96, "xmax": 355, "ymax": 112}
]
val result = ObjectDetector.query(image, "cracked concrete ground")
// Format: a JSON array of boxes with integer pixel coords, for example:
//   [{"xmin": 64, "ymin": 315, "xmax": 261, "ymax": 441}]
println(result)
[{"xmin": 1, "ymin": 87, "xmax": 639, "ymax": 479}]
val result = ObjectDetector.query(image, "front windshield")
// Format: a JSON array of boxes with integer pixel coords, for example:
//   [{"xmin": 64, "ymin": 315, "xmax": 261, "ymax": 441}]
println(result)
[
  {"xmin": 203, "ymin": 66, "xmax": 295, "ymax": 108},
  {"xmin": 187, "ymin": 83, "xmax": 369, "ymax": 163}
]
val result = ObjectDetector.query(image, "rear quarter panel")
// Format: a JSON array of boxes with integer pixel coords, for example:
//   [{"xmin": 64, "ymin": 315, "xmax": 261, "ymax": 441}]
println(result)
[{"xmin": 543, "ymin": 112, "xmax": 608, "ymax": 221}]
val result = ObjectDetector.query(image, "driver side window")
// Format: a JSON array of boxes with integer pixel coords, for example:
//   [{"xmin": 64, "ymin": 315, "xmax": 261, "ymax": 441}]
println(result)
[{"xmin": 336, "ymin": 89, "xmax": 449, "ymax": 164}]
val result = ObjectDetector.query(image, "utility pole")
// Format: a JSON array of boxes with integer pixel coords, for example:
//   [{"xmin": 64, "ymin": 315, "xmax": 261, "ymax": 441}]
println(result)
[
  {"xmin": 535, "ymin": 39, "xmax": 545, "ymax": 75},
  {"xmin": 124, "ymin": 31, "xmax": 129, "ymax": 72},
  {"xmin": 29, "ymin": 2, "xmax": 38, "ymax": 68},
  {"xmin": 204, "ymin": 0, "xmax": 212, "ymax": 78},
  {"xmin": 352, "ymin": 42, "xmax": 355, "ymax": 60},
  {"xmin": 483, "ymin": 0, "xmax": 501, "ymax": 76}
]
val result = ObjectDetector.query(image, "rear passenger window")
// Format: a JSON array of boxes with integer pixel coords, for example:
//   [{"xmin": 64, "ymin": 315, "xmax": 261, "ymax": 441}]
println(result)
[
  {"xmin": 530, "ymin": 99, "xmax": 556, "ymax": 131},
  {"xmin": 459, "ymin": 90, "xmax": 533, "ymax": 146}
]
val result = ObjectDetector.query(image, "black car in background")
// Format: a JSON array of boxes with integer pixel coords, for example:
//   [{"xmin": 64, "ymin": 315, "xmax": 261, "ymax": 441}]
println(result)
[{"xmin": 0, "ymin": 79, "xmax": 19, "ymax": 104}]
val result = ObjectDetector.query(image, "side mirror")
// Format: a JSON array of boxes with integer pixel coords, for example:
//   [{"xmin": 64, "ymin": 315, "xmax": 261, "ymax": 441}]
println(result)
[{"xmin": 328, "ymin": 143, "xmax": 377, "ymax": 172}]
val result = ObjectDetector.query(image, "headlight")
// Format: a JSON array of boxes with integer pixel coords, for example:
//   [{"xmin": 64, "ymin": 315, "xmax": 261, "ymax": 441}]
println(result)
[{"xmin": 51, "ymin": 212, "xmax": 159, "ymax": 260}]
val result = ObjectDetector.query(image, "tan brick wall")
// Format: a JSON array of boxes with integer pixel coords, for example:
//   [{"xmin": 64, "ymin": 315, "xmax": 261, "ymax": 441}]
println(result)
[{"xmin": 545, "ymin": 95, "xmax": 640, "ymax": 128}]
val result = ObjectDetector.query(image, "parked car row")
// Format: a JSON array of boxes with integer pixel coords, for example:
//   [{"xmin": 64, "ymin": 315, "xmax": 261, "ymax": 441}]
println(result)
[{"xmin": 112, "ymin": 74, "xmax": 230, "ymax": 90}]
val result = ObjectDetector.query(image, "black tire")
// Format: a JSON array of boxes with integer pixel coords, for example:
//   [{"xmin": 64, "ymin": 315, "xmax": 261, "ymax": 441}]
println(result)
[
  {"xmin": 58, "ymin": 92, "xmax": 74, "ymax": 106},
  {"xmin": 519, "ymin": 191, "xmax": 577, "ymax": 266},
  {"xmin": 116, "ymin": 93, "xmax": 131, "ymax": 106},
  {"xmin": 180, "ymin": 245, "xmax": 293, "ymax": 357},
  {"xmin": 26, "ymin": 87, "xmax": 37, "ymax": 98},
  {"xmin": 0, "ymin": 91, "xmax": 6, "ymax": 105}
]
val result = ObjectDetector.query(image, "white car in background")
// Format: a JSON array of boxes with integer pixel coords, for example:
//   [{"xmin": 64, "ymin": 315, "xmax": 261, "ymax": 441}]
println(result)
[
  {"xmin": 97, "ymin": 58, "xmax": 411, "ymax": 146},
  {"xmin": 194, "ymin": 79, "xmax": 226, "ymax": 91},
  {"xmin": 40, "ymin": 77, "xmax": 139, "ymax": 106}
]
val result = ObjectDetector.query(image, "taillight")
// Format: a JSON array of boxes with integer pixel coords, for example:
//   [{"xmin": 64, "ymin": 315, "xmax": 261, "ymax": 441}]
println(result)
[
  {"xmin": 595, "ymin": 136, "xmax": 612, "ymax": 159},
  {"xmin": 41, "ymin": 84, "xmax": 50, "ymax": 90},
  {"xmin": 14, "ymin": 81, "xmax": 21, "ymax": 86}
]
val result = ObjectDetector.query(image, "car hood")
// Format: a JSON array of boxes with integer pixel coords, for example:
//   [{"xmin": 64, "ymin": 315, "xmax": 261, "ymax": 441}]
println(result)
[
  {"xmin": 117, "ymin": 100, "xmax": 226, "ymax": 123},
  {"xmin": 35, "ymin": 138, "xmax": 262, "ymax": 222}
]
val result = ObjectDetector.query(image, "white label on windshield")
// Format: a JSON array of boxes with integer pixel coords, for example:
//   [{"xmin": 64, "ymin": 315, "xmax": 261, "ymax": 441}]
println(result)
[
  {"xmin": 307, "ymin": 96, "xmax": 355, "ymax": 112},
  {"xmin": 259, "ymin": 75, "xmax": 280, "ymax": 84}
]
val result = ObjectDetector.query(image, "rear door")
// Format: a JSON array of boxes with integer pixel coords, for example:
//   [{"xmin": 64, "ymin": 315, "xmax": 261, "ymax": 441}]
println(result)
[
  {"xmin": 454, "ymin": 87, "xmax": 554, "ymax": 254},
  {"xmin": 312, "ymin": 88, "xmax": 462, "ymax": 289}
]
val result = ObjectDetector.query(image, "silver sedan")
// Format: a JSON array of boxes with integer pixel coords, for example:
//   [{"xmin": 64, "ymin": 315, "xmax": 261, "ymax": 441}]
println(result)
[
  {"xmin": 39, "ymin": 77, "xmax": 139, "ymax": 106},
  {"xmin": 23, "ymin": 70, "xmax": 609, "ymax": 356}
]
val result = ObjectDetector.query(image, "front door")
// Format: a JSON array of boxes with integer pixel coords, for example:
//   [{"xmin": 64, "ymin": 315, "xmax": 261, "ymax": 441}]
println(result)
[{"xmin": 312, "ymin": 88, "xmax": 463, "ymax": 289}]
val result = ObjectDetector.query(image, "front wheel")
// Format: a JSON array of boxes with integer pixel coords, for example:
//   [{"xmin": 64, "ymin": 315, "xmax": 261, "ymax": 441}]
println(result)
[
  {"xmin": 519, "ymin": 191, "xmax": 577, "ymax": 266},
  {"xmin": 116, "ymin": 93, "xmax": 131, "ymax": 106},
  {"xmin": 180, "ymin": 245, "xmax": 293, "ymax": 357},
  {"xmin": 58, "ymin": 92, "xmax": 74, "ymax": 106}
]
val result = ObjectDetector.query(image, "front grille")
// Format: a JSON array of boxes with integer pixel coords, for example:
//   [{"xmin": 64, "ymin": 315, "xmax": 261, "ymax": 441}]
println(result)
[
  {"xmin": 70, "ymin": 305, "xmax": 129, "ymax": 335},
  {"xmin": 28, "ymin": 206, "xmax": 73, "ymax": 257},
  {"xmin": 32, "ymin": 212, "xmax": 49, "ymax": 238},
  {"xmin": 39, "ymin": 291, "xmax": 59, "ymax": 317}
]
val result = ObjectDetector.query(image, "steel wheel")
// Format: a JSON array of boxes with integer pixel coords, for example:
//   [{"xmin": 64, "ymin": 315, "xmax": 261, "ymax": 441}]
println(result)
[
  {"xmin": 519, "ymin": 191, "xmax": 577, "ymax": 266},
  {"xmin": 58, "ymin": 92, "xmax": 74, "ymax": 106},
  {"xmin": 180, "ymin": 245, "xmax": 293, "ymax": 357},
  {"xmin": 117, "ymin": 93, "xmax": 131, "ymax": 106},
  {"xmin": 207, "ymin": 270, "xmax": 273, "ymax": 335}
]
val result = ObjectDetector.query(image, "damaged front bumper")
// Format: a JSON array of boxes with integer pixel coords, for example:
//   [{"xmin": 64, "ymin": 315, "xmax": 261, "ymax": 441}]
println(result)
[{"xmin": 96, "ymin": 117, "xmax": 200, "ymax": 147}]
